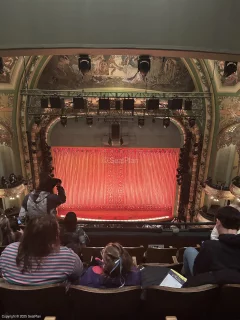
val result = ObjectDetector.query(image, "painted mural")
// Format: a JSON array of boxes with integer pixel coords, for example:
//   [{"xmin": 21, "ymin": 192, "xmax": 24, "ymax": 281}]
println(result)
[
  {"xmin": 0, "ymin": 57, "xmax": 19, "ymax": 84},
  {"xmin": 217, "ymin": 61, "xmax": 240, "ymax": 87},
  {"xmin": 38, "ymin": 55, "xmax": 195, "ymax": 92}
]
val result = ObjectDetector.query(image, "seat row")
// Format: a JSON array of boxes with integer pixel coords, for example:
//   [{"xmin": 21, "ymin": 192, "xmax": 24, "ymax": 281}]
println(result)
[
  {"xmin": 81, "ymin": 245, "xmax": 200, "ymax": 265},
  {"xmin": 0, "ymin": 281, "xmax": 239, "ymax": 320}
]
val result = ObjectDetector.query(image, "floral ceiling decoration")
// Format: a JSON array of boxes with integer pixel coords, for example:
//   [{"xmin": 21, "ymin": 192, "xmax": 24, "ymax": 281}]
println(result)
[
  {"xmin": 0, "ymin": 57, "xmax": 19, "ymax": 84},
  {"xmin": 38, "ymin": 55, "xmax": 195, "ymax": 92},
  {"xmin": 217, "ymin": 124, "xmax": 240, "ymax": 153},
  {"xmin": 218, "ymin": 96, "xmax": 240, "ymax": 131}
]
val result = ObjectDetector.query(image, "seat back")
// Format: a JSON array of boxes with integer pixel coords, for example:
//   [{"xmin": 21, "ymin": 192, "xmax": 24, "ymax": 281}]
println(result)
[
  {"xmin": 0, "ymin": 282, "xmax": 67, "ymax": 317},
  {"xmin": 145, "ymin": 285, "xmax": 219, "ymax": 319},
  {"xmin": 124, "ymin": 246, "xmax": 145, "ymax": 265},
  {"xmin": 220, "ymin": 284, "xmax": 240, "ymax": 318},
  {"xmin": 145, "ymin": 247, "xmax": 178, "ymax": 263},
  {"xmin": 142, "ymin": 263, "xmax": 183, "ymax": 274},
  {"xmin": 176, "ymin": 246, "xmax": 200, "ymax": 263},
  {"xmin": 69, "ymin": 285, "xmax": 141, "ymax": 318},
  {"xmin": 81, "ymin": 247, "xmax": 104, "ymax": 263}
]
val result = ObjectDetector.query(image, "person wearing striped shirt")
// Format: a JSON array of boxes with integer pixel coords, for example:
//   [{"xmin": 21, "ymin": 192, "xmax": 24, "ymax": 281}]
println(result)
[{"xmin": 0, "ymin": 214, "xmax": 83, "ymax": 285}]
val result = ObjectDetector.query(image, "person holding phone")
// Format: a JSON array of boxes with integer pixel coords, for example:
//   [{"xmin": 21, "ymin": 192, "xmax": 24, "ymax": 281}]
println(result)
[{"xmin": 19, "ymin": 173, "xmax": 66, "ymax": 223}]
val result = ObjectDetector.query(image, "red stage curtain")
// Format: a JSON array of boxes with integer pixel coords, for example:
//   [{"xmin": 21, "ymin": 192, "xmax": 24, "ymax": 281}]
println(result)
[{"xmin": 52, "ymin": 147, "xmax": 179, "ymax": 214}]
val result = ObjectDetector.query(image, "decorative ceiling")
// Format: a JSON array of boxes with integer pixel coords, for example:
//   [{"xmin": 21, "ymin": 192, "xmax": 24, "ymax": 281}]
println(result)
[
  {"xmin": 0, "ymin": 57, "xmax": 19, "ymax": 83},
  {"xmin": 38, "ymin": 55, "xmax": 195, "ymax": 92},
  {"xmin": 217, "ymin": 61, "xmax": 240, "ymax": 87}
]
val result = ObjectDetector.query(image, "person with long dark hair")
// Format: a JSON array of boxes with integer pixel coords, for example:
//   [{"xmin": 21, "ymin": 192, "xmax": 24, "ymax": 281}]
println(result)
[
  {"xmin": 0, "ymin": 214, "xmax": 83, "ymax": 285},
  {"xmin": 79, "ymin": 242, "xmax": 141, "ymax": 288},
  {"xmin": 19, "ymin": 173, "xmax": 66, "ymax": 223},
  {"xmin": 60, "ymin": 212, "xmax": 87, "ymax": 254}
]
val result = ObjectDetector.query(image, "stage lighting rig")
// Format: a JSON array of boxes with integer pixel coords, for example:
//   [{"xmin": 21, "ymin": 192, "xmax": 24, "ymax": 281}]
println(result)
[
  {"xmin": 78, "ymin": 55, "xmax": 91, "ymax": 75},
  {"xmin": 138, "ymin": 55, "xmax": 151, "ymax": 77},
  {"xmin": 188, "ymin": 118, "xmax": 196, "ymax": 128},
  {"xmin": 163, "ymin": 118, "xmax": 170, "ymax": 129},
  {"xmin": 86, "ymin": 117, "xmax": 93, "ymax": 127},
  {"xmin": 224, "ymin": 61, "xmax": 238, "ymax": 78},
  {"xmin": 0, "ymin": 57, "xmax": 4, "ymax": 74},
  {"xmin": 60, "ymin": 116, "xmax": 67, "ymax": 127}
]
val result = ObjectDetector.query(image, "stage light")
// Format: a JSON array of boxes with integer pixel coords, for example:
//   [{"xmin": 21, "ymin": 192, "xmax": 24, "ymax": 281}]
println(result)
[
  {"xmin": 168, "ymin": 99, "xmax": 183, "ymax": 110},
  {"xmin": 50, "ymin": 97, "xmax": 64, "ymax": 109},
  {"xmin": 34, "ymin": 116, "xmax": 41, "ymax": 126},
  {"xmin": 86, "ymin": 117, "xmax": 93, "ymax": 127},
  {"xmin": 138, "ymin": 118, "xmax": 144, "ymax": 128},
  {"xmin": 163, "ymin": 118, "xmax": 170, "ymax": 129},
  {"xmin": 60, "ymin": 116, "xmax": 67, "ymax": 127},
  {"xmin": 138, "ymin": 55, "xmax": 151, "ymax": 76},
  {"xmin": 73, "ymin": 97, "xmax": 85, "ymax": 109},
  {"xmin": 0, "ymin": 57, "xmax": 4, "ymax": 74},
  {"xmin": 99, "ymin": 99, "xmax": 110, "ymax": 110},
  {"xmin": 188, "ymin": 118, "xmax": 196, "ymax": 128},
  {"xmin": 78, "ymin": 55, "xmax": 91, "ymax": 75},
  {"xmin": 224, "ymin": 61, "xmax": 238, "ymax": 78},
  {"xmin": 146, "ymin": 99, "xmax": 159, "ymax": 110},
  {"xmin": 41, "ymin": 98, "xmax": 49, "ymax": 109}
]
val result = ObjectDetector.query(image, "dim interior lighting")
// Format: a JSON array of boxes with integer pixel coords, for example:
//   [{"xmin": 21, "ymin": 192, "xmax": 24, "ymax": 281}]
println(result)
[
  {"xmin": 60, "ymin": 116, "xmax": 67, "ymax": 127},
  {"xmin": 224, "ymin": 61, "xmax": 238, "ymax": 78},
  {"xmin": 16, "ymin": 195, "xmax": 20, "ymax": 198},
  {"xmin": 138, "ymin": 118, "xmax": 145, "ymax": 128},
  {"xmin": 237, "ymin": 198, "xmax": 240, "ymax": 202},
  {"xmin": 188, "ymin": 118, "xmax": 196, "ymax": 128},
  {"xmin": 78, "ymin": 55, "xmax": 91, "ymax": 75},
  {"xmin": 163, "ymin": 118, "xmax": 170, "ymax": 129},
  {"xmin": 138, "ymin": 55, "xmax": 151, "ymax": 76},
  {"xmin": 86, "ymin": 117, "xmax": 93, "ymax": 127},
  {"xmin": 0, "ymin": 57, "xmax": 4, "ymax": 74}
]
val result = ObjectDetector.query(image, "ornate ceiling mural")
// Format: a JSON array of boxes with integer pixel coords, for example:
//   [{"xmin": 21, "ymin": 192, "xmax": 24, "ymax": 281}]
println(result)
[
  {"xmin": 219, "ymin": 96, "xmax": 240, "ymax": 130},
  {"xmin": 38, "ymin": 55, "xmax": 195, "ymax": 92},
  {"xmin": 217, "ymin": 61, "xmax": 240, "ymax": 87},
  {"xmin": 0, "ymin": 57, "xmax": 19, "ymax": 84}
]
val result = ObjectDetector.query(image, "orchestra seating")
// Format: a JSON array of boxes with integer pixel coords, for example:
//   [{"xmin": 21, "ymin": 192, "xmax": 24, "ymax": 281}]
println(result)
[
  {"xmin": 69, "ymin": 285, "xmax": 142, "ymax": 319},
  {"xmin": 144, "ymin": 247, "xmax": 178, "ymax": 263},
  {"xmin": 1, "ymin": 283, "xmax": 239, "ymax": 319}
]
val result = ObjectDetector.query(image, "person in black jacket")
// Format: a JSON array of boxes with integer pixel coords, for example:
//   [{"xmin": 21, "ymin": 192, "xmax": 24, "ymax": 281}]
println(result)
[
  {"xmin": 19, "ymin": 174, "xmax": 66, "ymax": 223},
  {"xmin": 183, "ymin": 206, "xmax": 240, "ymax": 287}
]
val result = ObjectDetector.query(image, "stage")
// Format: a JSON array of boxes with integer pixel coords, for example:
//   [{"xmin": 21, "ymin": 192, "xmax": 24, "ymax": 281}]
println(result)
[{"xmin": 53, "ymin": 147, "xmax": 179, "ymax": 222}]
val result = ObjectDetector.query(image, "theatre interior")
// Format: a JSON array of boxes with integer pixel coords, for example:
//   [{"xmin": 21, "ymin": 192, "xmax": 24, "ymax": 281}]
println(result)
[{"xmin": 0, "ymin": 1, "xmax": 240, "ymax": 319}]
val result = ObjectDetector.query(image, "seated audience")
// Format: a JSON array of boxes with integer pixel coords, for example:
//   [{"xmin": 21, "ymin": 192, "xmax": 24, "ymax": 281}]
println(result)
[
  {"xmin": 183, "ymin": 206, "xmax": 240, "ymax": 286},
  {"xmin": 0, "ymin": 214, "xmax": 83, "ymax": 285},
  {"xmin": 60, "ymin": 211, "xmax": 87, "ymax": 254},
  {"xmin": 19, "ymin": 173, "xmax": 66, "ymax": 223},
  {"xmin": 79, "ymin": 242, "xmax": 141, "ymax": 288},
  {"xmin": 0, "ymin": 211, "xmax": 15, "ymax": 246}
]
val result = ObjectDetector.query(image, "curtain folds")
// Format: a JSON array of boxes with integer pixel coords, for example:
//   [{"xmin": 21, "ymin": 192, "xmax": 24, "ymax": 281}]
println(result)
[{"xmin": 52, "ymin": 147, "xmax": 179, "ymax": 214}]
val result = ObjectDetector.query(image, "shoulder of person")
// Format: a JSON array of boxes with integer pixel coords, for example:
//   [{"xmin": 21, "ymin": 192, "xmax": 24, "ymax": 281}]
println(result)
[
  {"xmin": 202, "ymin": 239, "xmax": 220, "ymax": 249},
  {"xmin": 59, "ymin": 246, "xmax": 79, "ymax": 257}
]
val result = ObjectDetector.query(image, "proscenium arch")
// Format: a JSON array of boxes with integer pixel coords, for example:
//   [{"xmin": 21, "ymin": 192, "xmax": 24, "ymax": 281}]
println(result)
[{"xmin": 15, "ymin": 55, "xmax": 214, "ymax": 218}]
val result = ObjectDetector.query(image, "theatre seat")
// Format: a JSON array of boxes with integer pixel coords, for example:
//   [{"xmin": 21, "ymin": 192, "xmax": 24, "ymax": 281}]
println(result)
[
  {"xmin": 124, "ymin": 246, "xmax": 145, "ymax": 265},
  {"xmin": 176, "ymin": 246, "xmax": 200, "ymax": 263},
  {"xmin": 69, "ymin": 285, "xmax": 141, "ymax": 318},
  {"xmin": 145, "ymin": 247, "xmax": 178, "ymax": 263},
  {"xmin": 0, "ymin": 282, "xmax": 67, "ymax": 318},
  {"xmin": 220, "ymin": 284, "xmax": 240, "ymax": 318},
  {"xmin": 81, "ymin": 247, "xmax": 104, "ymax": 263},
  {"xmin": 144, "ymin": 284, "xmax": 218, "ymax": 319},
  {"xmin": 142, "ymin": 263, "xmax": 183, "ymax": 274}
]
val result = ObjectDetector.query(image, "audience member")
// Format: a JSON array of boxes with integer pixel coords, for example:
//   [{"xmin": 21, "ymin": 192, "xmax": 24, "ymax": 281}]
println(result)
[
  {"xmin": 19, "ymin": 173, "xmax": 66, "ymax": 223},
  {"xmin": 0, "ymin": 214, "xmax": 83, "ymax": 285},
  {"xmin": 79, "ymin": 242, "xmax": 141, "ymax": 288},
  {"xmin": 60, "ymin": 212, "xmax": 87, "ymax": 254},
  {"xmin": 0, "ymin": 212, "xmax": 15, "ymax": 246},
  {"xmin": 183, "ymin": 206, "xmax": 240, "ymax": 286}
]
